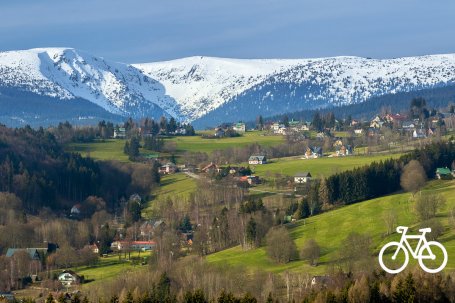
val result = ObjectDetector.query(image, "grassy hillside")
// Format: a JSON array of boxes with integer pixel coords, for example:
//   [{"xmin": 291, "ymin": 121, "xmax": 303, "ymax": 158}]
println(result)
[
  {"xmin": 167, "ymin": 131, "xmax": 284, "ymax": 154},
  {"xmin": 250, "ymin": 153, "xmax": 403, "ymax": 178},
  {"xmin": 68, "ymin": 139, "xmax": 131, "ymax": 162},
  {"xmin": 67, "ymin": 131, "xmax": 284, "ymax": 161},
  {"xmin": 206, "ymin": 180, "xmax": 455, "ymax": 274}
]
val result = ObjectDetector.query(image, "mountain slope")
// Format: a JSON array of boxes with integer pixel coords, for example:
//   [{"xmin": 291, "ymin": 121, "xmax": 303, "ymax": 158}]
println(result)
[
  {"xmin": 0, "ymin": 48, "xmax": 180, "ymax": 123},
  {"xmin": 2, "ymin": 48, "xmax": 455, "ymax": 127},
  {"xmin": 136, "ymin": 55, "xmax": 455, "ymax": 127}
]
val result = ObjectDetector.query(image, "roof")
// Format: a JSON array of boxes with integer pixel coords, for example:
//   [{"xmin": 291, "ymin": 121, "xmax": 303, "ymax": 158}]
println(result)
[
  {"xmin": 436, "ymin": 167, "xmax": 452, "ymax": 175},
  {"xmin": 6, "ymin": 248, "xmax": 40, "ymax": 259},
  {"xmin": 295, "ymin": 172, "xmax": 311, "ymax": 177},
  {"xmin": 249, "ymin": 155, "xmax": 266, "ymax": 161}
]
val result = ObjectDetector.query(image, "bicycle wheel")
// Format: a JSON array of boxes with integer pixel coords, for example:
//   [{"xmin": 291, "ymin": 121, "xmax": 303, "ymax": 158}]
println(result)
[
  {"xmin": 379, "ymin": 242, "xmax": 409, "ymax": 274},
  {"xmin": 418, "ymin": 241, "xmax": 448, "ymax": 273}
]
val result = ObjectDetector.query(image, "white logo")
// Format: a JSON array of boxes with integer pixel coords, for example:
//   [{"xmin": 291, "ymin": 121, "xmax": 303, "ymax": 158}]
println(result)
[{"xmin": 379, "ymin": 226, "xmax": 448, "ymax": 274}]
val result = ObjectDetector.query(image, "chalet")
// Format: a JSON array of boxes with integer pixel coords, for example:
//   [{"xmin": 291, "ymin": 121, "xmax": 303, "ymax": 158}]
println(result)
[
  {"xmin": 175, "ymin": 128, "xmax": 187, "ymax": 135},
  {"xmin": 0, "ymin": 293, "xmax": 16, "ymax": 302},
  {"xmin": 202, "ymin": 162, "xmax": 221, "ymax": 173},
  {"xmin": 335, "ymin": 145, "xmax": 354, "ymax": 157},
  {"xmin": 402, "ymin": 121, "xmax": 416, "ymax": 130},
  {"xmin": 6, "ymin": 248, "xmax": 41, "ymax": 260},
  {"xmin": 354, "ymin": 129, "xmax": 363, "ymax": 135},
  {"xmin": 311, "ymin": 275, "xmax": 332, "ymax": 288},
  {"xmin": 436, "ymin": 167, "xmax": 452, "ymax": 179},
  {"xmin": 370, "ymin": 115, "xmax": 384, "ymax": 129},
  {"xmin": 350, "ymin": 119, "xmax": 360, "ymax": 126},
  {"xmin": 294, "ymin": 172, "xmax": 312, "ymax": 184},
  {"xmin": 214, "ymin": 128, "xmax": 225, "ymax": 138},
  {"xmin": 58, "ymin": 270, "xmax": 82, "ymax": 287},
  {"xmin": 305, "ymin": 147, "xmax": 323, "ymax": 159},
  {"xmin": 239, "ymin": 175, "xmax": 260, "ymax": 185},
  {"xmin": 70, "ymin": 204, "xmax": 82, "ymax": 216},
  {"xmin": 85, "ymin": 243, "xmax": 99, "ymax": 254},
  {"xmin": 248, "ymin": 155, "xmax": 267, "ymax": 165},
  {"xmin": 271, "ymin": 122, "xmax": 281, "ymax": 131},
  {"xmin": 140, "ymin": 219, "xmax": 165, "ymax": 239},
  {"xmin": 413, "ymin": 129, "xmax": 426, "ymax": 139},
  {"xmin": 113, "ymin": 127, "xmax": 126, "ymax": 139},
  {"xmin": 111, "ymin": 241, "xmax": 156, "ymax": 251},
  {"xmin": 233, "ymin": 122, "xmax": 246, "ymax": 132},
  {"xmin": 159, "ymin": 162, "xmax": 177, "ymax": 174},
  {"xmin": 385, "ymin": 113, "xmax": 407, "ymax": 126}
]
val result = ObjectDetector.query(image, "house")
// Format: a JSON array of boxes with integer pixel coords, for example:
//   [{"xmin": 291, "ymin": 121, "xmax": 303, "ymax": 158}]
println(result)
[
  {"xmin": 402, "ymin": 121, "xmax": 416, "ymax": 130},
  {"xmin": 239, "ymin": 175, "xmax": 261, "ymax": 185},
  {"xmin": 335, "ymin": 145, "xmax": 354, "ymax": 157},
  {"xmin": 0, "ymin": 293, "xmax": 16, "ymax": 302},
  {"xmin": 354, "ymin": 129, "xmax": 363, "ymax": 135},
  {"xmin": 6, "ymin": 248, "xmax": 41, "ymax": 261},
  {"xmin": 214, "ymin": 128, "xmax": 225, "ymax": 138},
  {"xmin": 305, "ymin": 147, "xmax": 323, "ymax": 159},
  {"xmin": 113, "ymin": 127, "xmax": 126, "ymax": 139},
  {"xmin": 385, "ymin": 113, "xmax": 407, "ymax": 127},
  {"xmin": 350, "ymin": 119, "xmax": 360, "ymax": 126},
  {"xmin": 58, "ymin": 270, "xmax": 82, "ymax": 287},
  {"xmin": 111, "ymin": 241, "xmax": 156, "ymax": 251},
  {"xmin": 294, "ymin": 172, "xmax": 312, "ymax": 183},
  {"xmin": 436, "ymin": 167, "xmax": 453, "ymax": 179},
  {"xmin": 86, "ymin": 243, "xmax": 99, "ymax": 254},
  {"xmin": 413, "ymin": 129, "xmax": 426, "ymax": 139},
  {"xmin": 370, "ymin": 115, "xmax": 384, "ymax": 129},
  {"xmin": 70, "ymin": 204, "xmax": 82, "ymax": 217},
  {"xmin": 233, "ymin": 122, "xmax": 246, "ymax": 132},
  {"xmin": 311, "ymin": 276, "xmax": 332, "ymax": 288},
  {"xmin": 248, "ymin": 155, "xmax": 267, "ymax": 165},
  {"xmin": 177, "ymin": 128, "xmax": 187, "ymax": 135},
  {"xmin": 159, "ymin": 162, "xmax": 177, "ymax": 174},
  {"xmin": 202, "ymin": 162, "xmax": 221, "ymax": 173}
]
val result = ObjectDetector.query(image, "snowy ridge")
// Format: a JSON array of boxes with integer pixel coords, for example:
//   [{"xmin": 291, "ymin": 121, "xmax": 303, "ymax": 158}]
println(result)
[
  {"xmin": 0, "ymin": 48, "xmax": 182, "ymax": 119},
  {"xmin": 1, "ymin": 48, "xmax": 455, "ymax": 124}
]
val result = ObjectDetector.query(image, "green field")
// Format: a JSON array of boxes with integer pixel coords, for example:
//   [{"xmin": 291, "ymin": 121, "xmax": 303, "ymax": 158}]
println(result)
[
  {"xmin": 72, "ymin": 252, "xmax": 150, "ymax": 286},
  {"xmin": 68, "ymin": 139, "xmax": 131, "ymax": 162},
  {"xmin": 168, "ymin": 131, "xmax": 284, "ymax": 154},
  {"xmin": 250, "ymin": 153, "xmax": 403, "ymax": 178},
  {"xmin": 67, "ymin": 132, "xmax": 284, "ymax": 162},
  {"xmin": 207, "ymin": 180, "xmax": 455, "ymax": 274}
]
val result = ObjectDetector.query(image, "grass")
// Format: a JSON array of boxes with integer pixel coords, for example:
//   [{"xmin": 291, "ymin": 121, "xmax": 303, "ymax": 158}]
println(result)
[
  {"xmin": 71, "ymin": 252, "xmax": 151, "ymax": 286},
  {"xmin": 250, "ymin": 153, "xmax": 403, "ymax": 178},
  {"xmin": 206, "ymin": 180, "xmax": 455, "ymax": 274},
  {"xmin": 67, "ymin": 139, "xmax": 130, "ymax": 162},
  {"xmin": 143, "ymin": 173, "xmax": 198, "ymax": 218},
  {"xmin": 167, "ymin": 131, "xmax": 284, "ymax": 154},
  {"xmin": 67, "ymin": 131, "xmax": 284, "ymax": 162}
]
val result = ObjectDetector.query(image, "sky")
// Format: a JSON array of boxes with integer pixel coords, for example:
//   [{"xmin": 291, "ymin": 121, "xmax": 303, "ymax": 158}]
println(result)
[{"xmin": 1, "ymin": 0, "xmax": 455, "ymax": 63}]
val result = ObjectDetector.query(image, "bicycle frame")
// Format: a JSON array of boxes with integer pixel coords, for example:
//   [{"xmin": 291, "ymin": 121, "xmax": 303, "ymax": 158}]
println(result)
[{"xmin": 393, "ymin": 229, "xmax": 435, "ymax": 260}]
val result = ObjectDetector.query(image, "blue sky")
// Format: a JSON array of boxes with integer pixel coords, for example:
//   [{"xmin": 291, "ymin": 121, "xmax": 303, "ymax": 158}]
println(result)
[{"xmin": 1, "ymin": 0, "xmax": 454, "ymax": 63}]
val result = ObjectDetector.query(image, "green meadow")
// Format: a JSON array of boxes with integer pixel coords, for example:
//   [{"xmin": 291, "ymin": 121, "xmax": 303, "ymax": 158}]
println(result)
[
  {"xmin": 250, "ymin": 153, "xmax": 403, "ymax": 178},
  {"xmin": 207, "ymin": 180, "xmax": 455, "ymax": 274},
  {"xmin": 167, "ymin": 131, "xmax": 284, "ymax": 154}
]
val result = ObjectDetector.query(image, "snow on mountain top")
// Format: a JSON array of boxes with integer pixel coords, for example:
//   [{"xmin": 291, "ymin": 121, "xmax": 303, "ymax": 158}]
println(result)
[{"xmin": 2, "ymin": 48, "xmax": 455, "ymax": 123}]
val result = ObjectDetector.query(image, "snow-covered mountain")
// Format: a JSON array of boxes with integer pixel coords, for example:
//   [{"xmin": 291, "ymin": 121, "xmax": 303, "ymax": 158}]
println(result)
[{"xmin": 1, "ymin": 48, "xmax": 455, "ymax": 127}]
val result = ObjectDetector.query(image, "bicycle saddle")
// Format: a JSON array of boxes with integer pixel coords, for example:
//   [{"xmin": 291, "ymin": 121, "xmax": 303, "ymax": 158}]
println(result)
[{"xmin": 419, "ymin": 228, "xmax": 432, "ymax": 233}]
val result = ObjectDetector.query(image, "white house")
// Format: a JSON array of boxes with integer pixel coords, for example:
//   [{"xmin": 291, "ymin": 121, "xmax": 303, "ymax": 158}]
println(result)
[
  {"xmin": 233, "ymin": 122, "xmax": 246, "ymax": 132},
  {"xmin": 114, "ymin": 127, "xmax": 126, "ymax": 139},
  {"xmin": 58, "ymin": 270, "xmax": 82, "ymax": 286},
  {"xmin": 294, "ymin": 172, "xmax": 312, "ymax": 183},
  {"xmin": 248, "ymin": 155, "xmax": 267, "ymax": 165}
]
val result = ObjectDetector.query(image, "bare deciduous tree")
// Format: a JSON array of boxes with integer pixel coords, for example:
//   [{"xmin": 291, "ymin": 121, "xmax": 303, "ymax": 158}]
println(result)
[{"xmin": 400, "ymin": 160, "xmax": 427, "ymax": 195}]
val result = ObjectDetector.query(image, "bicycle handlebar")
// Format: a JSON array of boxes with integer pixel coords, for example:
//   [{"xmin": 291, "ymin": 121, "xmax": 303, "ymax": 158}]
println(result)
[{"xmin": 396, "ymin": 226, "xmax": 408, "ymax": 233}]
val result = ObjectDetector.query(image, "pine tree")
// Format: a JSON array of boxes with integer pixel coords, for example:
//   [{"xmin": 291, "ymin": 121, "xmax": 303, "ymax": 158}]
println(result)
[{"xmin": 319, "ymin": 178, "xmax": 330, "ymax": 210}]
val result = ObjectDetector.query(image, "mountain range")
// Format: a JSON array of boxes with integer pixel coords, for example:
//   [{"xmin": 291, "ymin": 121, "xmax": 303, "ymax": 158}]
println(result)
[{"xmin": 1, "ymin": 48, "xmax": 455, "ymax": 128}]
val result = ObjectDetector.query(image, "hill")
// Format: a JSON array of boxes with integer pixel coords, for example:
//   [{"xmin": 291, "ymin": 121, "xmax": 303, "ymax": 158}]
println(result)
[{"xmin": 206, "ymin": 180, "xmax": 455, "ymax": 274}]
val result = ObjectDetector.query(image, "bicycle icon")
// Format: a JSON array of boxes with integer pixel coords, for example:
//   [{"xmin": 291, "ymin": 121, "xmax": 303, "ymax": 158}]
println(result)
[{"xmin": 379, "ymin": 226, "xmax": 448, "ymax": 274}]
